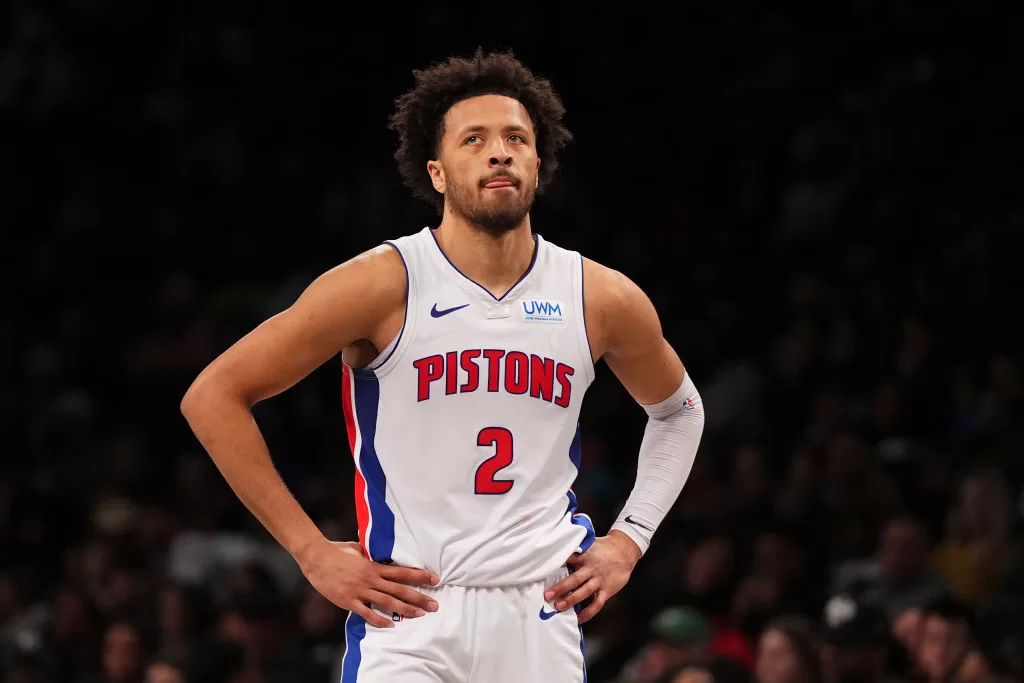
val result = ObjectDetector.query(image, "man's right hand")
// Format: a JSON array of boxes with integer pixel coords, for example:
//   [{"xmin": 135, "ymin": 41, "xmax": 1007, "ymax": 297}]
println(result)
[{"xmin": 296, "ymin": 539, "xmax": 439, "ymax": 628}]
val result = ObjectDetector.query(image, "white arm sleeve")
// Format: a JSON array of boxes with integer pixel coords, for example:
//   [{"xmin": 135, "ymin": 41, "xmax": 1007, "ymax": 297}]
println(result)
[{"xmin": 609, "ymin": 372, "xmax": 705, "ymax": 556}]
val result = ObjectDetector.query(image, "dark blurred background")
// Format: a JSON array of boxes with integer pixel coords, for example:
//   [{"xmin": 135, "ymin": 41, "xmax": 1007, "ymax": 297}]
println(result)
[{"xmin": 3, "ymin": 2, "xmax": 1024, "ymax": 683}]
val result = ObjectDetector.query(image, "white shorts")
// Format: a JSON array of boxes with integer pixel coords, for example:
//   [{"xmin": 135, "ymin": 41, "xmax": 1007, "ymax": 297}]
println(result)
[{"xmin": 339, "ymin": 567, "xmax": 587, "ymax": 682}]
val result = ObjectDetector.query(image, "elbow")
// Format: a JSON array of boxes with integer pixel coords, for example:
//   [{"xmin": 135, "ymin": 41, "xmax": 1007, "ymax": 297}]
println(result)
[
  {"xmin": 180, "ymin": 370, "xmax": 224, "ymax": 423},
  {"xmin": 180, "ymin": 368, "xmax": 252, "ymax": 424},
  {"xmin": 180, "ymin": 375, "xmax": 205, "ymax": 423}
]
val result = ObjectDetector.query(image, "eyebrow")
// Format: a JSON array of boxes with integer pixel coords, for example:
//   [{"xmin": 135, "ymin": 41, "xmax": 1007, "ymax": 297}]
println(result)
[{"xmin": 458, "ymin": 124, "xmax": 531, "ymax": 136}]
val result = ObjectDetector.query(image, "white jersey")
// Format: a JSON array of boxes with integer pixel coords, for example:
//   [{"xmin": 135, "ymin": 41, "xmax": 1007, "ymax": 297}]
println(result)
[{"xmin": 341, "ymin": 227, "xmax": 596, "ymax": 587}]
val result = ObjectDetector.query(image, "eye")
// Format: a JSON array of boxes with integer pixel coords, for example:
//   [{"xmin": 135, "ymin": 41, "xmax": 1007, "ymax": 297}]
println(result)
[
  {"xmin": 465, "ymin": 135, "xmax": 481, "ymax": 145},
  {"xmin": 509, "ymin": 134, "xmax": 525, "ymax": 144}
]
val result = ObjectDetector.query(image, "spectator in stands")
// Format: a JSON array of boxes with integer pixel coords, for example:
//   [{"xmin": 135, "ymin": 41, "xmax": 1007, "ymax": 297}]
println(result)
[
  {"xmin": 45, "ymin": 585, "xmax": 103, "ymax": 682},
  {"xmin": 143, "ymin": 653, "xmax": 184, "ymax": 683},
  {"xmin": 155, "ymin": 581, "xmax": 211, "ymax": 663},
  {"xmin": 619, "ymin": 607, "xmax": 714, "ymax": 683},
  {"xmin": 656, "ymin": 666, "xmax": 718, "ymax": 683},
  {"xmin": 820, "ymin": 596, "xmax": 893, "ymax": 683},
  {"xmin": 89, "ymin": 619, "xmax": 151, "ymax": 683},
  {"xmin": 890, "ymin": 606, "xmax": 924, "ymax": 680},
  {"xmin": 675, "ymin": 536, "xmax": 756, "ymax": 669},
  {"xmin": 832, "ymin": 515, "xmax": 950, "ymax": 622},
  {"xmin": 755, "ymin": 616, "xmax": 822, "ymax": 683},
  {"xmin": 296, "ymin": 584, "xmax": 347, "ymax": 682},
  {"xmin": 914, "ymin": 597, "xmax": 984, "ymax": 683},
  {"xmin": 952, "ymin": 650, "xmax": 993, "ymax": 683},
  {"xmin": 932, "ymin": 468, "xmax": 1022, "ymax": 606}
]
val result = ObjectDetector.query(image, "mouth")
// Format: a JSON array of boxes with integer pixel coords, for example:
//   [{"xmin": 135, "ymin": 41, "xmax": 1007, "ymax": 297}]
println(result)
[{"xmin": 483, "ymin": 177, "xmax": 517, "ymax": 189}]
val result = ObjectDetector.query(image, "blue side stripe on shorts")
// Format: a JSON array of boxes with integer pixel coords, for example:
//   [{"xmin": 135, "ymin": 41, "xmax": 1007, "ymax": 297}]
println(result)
[{"xmin": 341, "ymin": 612, "xmax": 366, "ymax": 682}]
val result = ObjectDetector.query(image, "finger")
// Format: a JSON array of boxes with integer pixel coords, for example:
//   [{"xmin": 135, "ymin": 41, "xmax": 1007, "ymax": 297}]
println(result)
[
  {"xmin": 555, "ymin": 578, "xmax": 598, "ymax": 611},
  {"xmin": 566, "ymin": 552, "xmax": 585, "ymax": 567},
  {"xmin": 375, "ymin": 579, "xmax": 439, "ymax": 612},
  {"xmin": 366, "ymin": 589, "xmax": 427, "ymax": 619},
  {"xmin": 577, "ymin": 594, "xmax": 606, "ymax": 624},
  {"xmin": 379, "ymin": 565, "xmax": 440, "ymax": 587},
  {"xmin": 544, "ymin": 568, "xmax": 592, "ymax": 602},
  {"xmin": 350, "ymin": 601, "xmax": 394, "ymax": 629}
]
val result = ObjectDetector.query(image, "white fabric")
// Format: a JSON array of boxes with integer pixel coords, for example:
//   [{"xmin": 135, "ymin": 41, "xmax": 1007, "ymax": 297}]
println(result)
[
  {"xmin": 345, "ymin": 227, "xmax": 596, "ymax": 587},
  {"xmin": 341, "ymin": 566, "xmax": 585, "ymax": 682},
  {"xmin": 609, "ymin": 373, "xmax": 705, "ymax": 555}
]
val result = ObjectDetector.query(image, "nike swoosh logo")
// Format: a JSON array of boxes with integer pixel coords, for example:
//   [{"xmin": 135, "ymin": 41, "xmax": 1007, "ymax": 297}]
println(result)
[
  {"xmin": 430, "ymin": 303, "xmax": 470, "ymax": 318},
  {"xmin": 539, "ymin": 606, "xmax": 559, "ymax": 620},
  {"xmin": 624, "ymin": 515, "xmax": 654, "ymax": 532}
]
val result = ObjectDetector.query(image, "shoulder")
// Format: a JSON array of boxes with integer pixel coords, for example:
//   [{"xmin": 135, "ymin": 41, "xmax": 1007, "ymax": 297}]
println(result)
[
  {"xmin": 581, "ymin": 256, "xmax": 662, "ymax": 359},
  {"xmin": 582, "ymin": 256, "xmax": 650, "ymax": 310},
  {"xmin": 318, "ymin": 242, "xmax": 406, "ymax": 294},
  {"xmin": 295, "ymin": 242, "xmax": 407, "ymax": 333}
]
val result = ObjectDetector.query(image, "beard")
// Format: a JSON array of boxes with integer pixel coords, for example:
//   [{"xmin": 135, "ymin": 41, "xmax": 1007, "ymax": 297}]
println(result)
[{"xmin": 445, "ymin": 172, "xmax": 535, "ymax": 237}]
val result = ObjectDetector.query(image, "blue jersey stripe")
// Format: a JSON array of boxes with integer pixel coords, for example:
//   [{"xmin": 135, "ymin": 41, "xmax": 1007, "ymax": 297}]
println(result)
[
  {"xmin": 566, "ymin": 424, "xmax": 595, "ymax": 553},
  {"xmin": 352, "ymin": 368, "xmax": 396, "ymax": 561}
]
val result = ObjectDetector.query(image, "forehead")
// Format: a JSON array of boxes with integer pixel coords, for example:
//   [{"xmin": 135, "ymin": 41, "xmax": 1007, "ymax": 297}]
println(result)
[
  {"xmin": 923, "ymin": 614, "xmax": 958, "ymax": 632},
  {"xmin": 443, "ymin": 94, "xmax": 534, "ymax": 136},
  {"xmin": 761, "ymin": 628, "xmax": 791, "ymax": 647}
]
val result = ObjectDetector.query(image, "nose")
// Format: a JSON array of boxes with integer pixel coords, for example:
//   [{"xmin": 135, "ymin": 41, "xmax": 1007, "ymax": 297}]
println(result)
[{"xmin": 488, "ymin": 138, "xmax": 513, "ymax": 167}]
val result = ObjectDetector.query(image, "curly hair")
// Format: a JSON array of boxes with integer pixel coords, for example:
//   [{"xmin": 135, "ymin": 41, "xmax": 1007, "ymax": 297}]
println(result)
[{"xmin": 389, "ymin": 48, "xmax": 573, "ymax": 212}]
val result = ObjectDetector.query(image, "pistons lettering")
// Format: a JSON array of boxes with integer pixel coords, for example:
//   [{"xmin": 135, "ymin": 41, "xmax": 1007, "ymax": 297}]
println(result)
[{"xmin": 414, "ymin": 350, "xmax": 574, "ymax": 407}]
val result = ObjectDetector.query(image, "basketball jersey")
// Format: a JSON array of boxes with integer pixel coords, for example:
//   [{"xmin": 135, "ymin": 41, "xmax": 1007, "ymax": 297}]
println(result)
[{"xmin": 341, "ymin": 227, "xmax": 596, "ymax": 587}]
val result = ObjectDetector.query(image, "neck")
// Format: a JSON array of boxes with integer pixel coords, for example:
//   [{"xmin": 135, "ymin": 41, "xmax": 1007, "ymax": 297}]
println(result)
[{"xmin": 433, "ymin": 210, "xmax": 536, "ymax": 298}]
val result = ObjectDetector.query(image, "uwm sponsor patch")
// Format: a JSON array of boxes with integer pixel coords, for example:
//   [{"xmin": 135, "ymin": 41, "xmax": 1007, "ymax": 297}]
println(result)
[{"xmin": 520, "ymin": 299, "xmax": 565, "ymax": 323}]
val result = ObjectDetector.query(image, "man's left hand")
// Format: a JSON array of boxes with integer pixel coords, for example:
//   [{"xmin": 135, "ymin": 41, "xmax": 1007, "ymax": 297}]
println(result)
[{"xmin": 544, "ymin": 530, "xmax": 642, "ymax": 624}]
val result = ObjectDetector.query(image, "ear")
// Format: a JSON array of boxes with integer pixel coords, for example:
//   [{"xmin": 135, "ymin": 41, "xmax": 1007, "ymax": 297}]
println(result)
[
  {"xmin": 427, "ymin": 159, "xmax": 446, "ymax": 194},
  {"xmin": 535, "ymin": 157, "xmax": 541, "ymax": 189}
]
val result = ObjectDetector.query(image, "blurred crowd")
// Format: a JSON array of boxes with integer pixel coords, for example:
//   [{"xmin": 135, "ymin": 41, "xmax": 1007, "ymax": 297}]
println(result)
[{"xmin": 3, "ymin": 3, "xmax": 1024, "ymax": 683}]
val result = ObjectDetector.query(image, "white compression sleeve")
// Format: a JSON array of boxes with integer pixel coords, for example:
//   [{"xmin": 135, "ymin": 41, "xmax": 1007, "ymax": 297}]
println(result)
[{"xmin": 609, "ymin": 373, "xmax": 705, "ymax": 556}]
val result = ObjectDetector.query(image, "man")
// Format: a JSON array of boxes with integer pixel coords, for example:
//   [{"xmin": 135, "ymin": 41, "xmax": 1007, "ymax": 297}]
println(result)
[
  {"xmin": 832, "ymin": 515, "xmax": 951, "ymax": 626},
  {"xmin": 181, "ymin": 49, "xmax": 705, "ymax": 682},
  {"xmin": 915, "ymin": 597, "xmax": 976, "ymax": 683},
  {"xmin": 619, "ymin": 606, "xmax": 713, "ymax": 683},
  {"xmin": 821, "ymin": 595, "xmax": 896, "ymax": 683}
]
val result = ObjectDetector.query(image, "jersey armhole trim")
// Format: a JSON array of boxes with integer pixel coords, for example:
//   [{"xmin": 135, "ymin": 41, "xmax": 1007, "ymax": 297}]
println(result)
[
  {"xmin": 577, "ymin": 253, "xmax": 597, "ymax": 385},
  {"xmin": 363, "ymin": 240, "xmax": 415, "ymax": 377}
]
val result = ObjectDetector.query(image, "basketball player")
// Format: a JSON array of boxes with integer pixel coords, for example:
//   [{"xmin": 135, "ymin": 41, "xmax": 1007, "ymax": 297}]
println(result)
[{"xmin": 181, "ymin": 50, "xmax": 705, "ymax": 682}]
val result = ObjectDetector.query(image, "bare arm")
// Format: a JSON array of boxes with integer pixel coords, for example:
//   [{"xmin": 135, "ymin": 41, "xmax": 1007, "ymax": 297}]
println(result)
[
  {"xmin": 584, "ymin": 257, "xmax": 686, "ymax": 405},
  {"xmin": 180, "ymin": 244, "xmax": 405, "ymax": 557},
  {"xmin": 179, "ymin": 245, "xmax": 440, "ymax": 628}
]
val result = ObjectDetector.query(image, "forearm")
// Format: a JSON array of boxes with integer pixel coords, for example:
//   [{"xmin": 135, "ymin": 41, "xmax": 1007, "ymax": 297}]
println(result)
[
  {"xmin": 181, "ymin": 385, "xmax": 325, "ymax": 559},
  {"xmin": 610, "ymin": 373, "xmax": 704, "ymax": 555}
]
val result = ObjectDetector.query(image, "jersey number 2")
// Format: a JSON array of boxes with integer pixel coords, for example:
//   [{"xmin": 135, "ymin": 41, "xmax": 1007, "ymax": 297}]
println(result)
[{"xmin": 475, "ymin": 427, "xmax": 514, "ymax": 495}]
